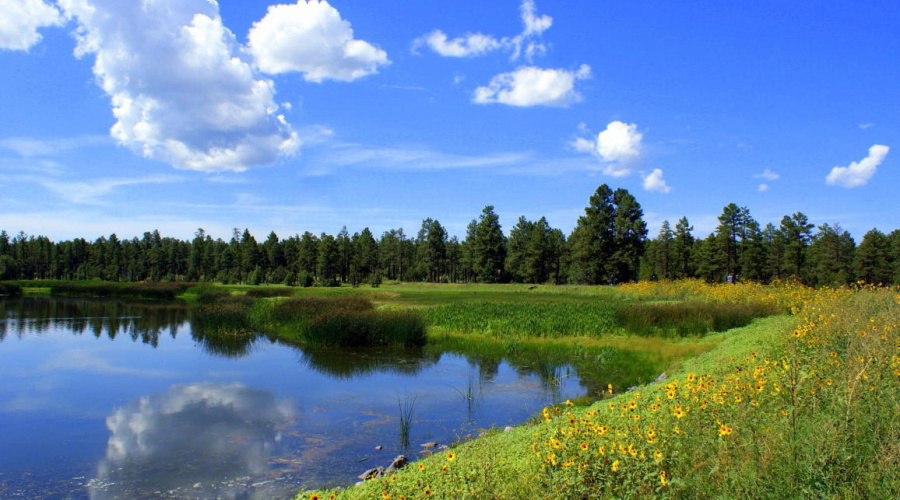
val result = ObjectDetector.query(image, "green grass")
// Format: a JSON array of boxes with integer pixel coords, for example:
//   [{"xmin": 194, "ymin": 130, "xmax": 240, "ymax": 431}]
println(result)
[
  {"xmin": 615, "ymin": 300, "xmax": 781, "ymax": 337},
  {"xmin": 419, "ymin": 300, "xmax": 623, "ymax": 338},
  {"xmin": 295, "ymin": 284, "xmax": 899, "ymax": 500}
]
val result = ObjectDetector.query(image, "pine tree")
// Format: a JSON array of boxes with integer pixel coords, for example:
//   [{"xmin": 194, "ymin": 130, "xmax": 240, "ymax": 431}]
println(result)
[
  {"xmin": 672, "ymin": 217, "xmax": 695, "ymax": 279},
  {"xmin": 469, "ymin": 206, "xmax": 507, "ymax": 283},
  {"xmin": 807, "ymin": 223, "xmax": 855, "ymax": 286},
  {"xmin": 610, "ymin": 189, "xmax": 648, "ymax": 283},
  {"xmin": 854, "ymin": 229, "xmax": 892, "ymax": 285},
  {"xmin": 568, "ymin": 184, "xmax": 616, "ymax": 284}
]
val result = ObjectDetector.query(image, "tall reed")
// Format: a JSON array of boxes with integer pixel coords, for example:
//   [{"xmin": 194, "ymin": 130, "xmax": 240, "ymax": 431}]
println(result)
[
  {"xmin": 615, "ymin": 300, "xmax": 780, "ymax": 337},
  {"xmin": 272, "ymin": 295, "xmax": 426, "ymax": 347},
  {"xmin": 398, "ymin": 394, "xmax": 418, "ymax": 450}
]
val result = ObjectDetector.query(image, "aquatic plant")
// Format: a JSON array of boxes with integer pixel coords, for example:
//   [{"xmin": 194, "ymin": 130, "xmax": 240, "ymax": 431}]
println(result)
[
  {"xmin": 615, "ymin": 300, "xmax": 781, "ymax": 337},
  {"xmin": 398, "ymin": 394, "xmax": 418, "ymax": 450},
  {"xmin": 273, "ymin": 296, "xmax": 426, "ymax": 347},
  {"xmin": 191, "ymin": 295, "xmax": 256, "ymax": 336}
]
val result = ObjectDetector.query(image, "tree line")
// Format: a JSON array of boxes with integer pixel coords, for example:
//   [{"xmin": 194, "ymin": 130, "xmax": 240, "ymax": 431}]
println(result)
[{"xmin": 1, "ymin": 184, "xmax": 898, "ymax": 287}]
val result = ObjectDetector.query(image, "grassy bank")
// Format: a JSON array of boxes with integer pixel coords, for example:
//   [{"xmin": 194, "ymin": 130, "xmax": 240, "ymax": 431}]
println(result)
[{"xmin": 298, "ymin": 282, "xmax": 899, "ymax": 500}]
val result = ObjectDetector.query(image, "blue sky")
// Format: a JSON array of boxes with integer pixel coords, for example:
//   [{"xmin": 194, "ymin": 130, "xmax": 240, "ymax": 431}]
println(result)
[{"xmin": 1, "ymin": 0, "xmax": 897, "ymax": 243}]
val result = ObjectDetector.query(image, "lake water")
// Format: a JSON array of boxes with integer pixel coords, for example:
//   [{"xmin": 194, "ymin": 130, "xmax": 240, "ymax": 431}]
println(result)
[{"xmin": 0, "ymin": 297, "xmax": 586, "ymax": 499}]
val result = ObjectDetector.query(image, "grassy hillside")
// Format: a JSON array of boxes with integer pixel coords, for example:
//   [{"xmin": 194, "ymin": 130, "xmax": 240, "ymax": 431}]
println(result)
[{"xmin": 297, "ymin": 281, "xmax": 899, "ymax": 499}]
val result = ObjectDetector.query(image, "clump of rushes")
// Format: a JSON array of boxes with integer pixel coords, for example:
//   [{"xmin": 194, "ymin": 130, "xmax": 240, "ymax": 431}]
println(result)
[
  {"xmin": 272, "ymin": 296, "xmax": 426, "ymax": 347},
  {"xmin": 192, "ymin": 295, "xmax": 256, "ymax": 336},
  {"xmin": 194, "ymin": 286, "xmax": 231, "ymax": 305},
  {"xmin": 615, "ymin": 300, "xmax": 781, "ymax": 337}
]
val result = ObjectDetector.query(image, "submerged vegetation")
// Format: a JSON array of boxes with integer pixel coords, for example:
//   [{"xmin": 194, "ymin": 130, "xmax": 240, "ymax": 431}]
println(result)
[{"xmin": 298, "ymin": 281, "xmax": 899, "ymax": 500}]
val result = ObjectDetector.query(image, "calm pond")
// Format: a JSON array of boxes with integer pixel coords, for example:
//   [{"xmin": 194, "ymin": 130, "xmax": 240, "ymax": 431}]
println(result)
[{"xmin": 0, "ymin": 297, "xmax": 592, "ymax": 499}]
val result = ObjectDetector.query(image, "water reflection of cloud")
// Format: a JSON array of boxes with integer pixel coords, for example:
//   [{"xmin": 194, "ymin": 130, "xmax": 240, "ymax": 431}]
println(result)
[
  {"xmin": 37, "ymin": 348, "xmax": 172, "ymax": 378},
  {"xmin": 90, "ymin": 382, "xmax": 295, "ymax": 499}
]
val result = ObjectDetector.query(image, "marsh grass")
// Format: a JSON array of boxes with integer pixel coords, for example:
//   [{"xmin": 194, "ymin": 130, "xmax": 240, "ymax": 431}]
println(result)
[
  {"xmin": 615, "ymin": 300, "xmax": 782, "ymax": 337},
  {"xmin": 191, "ymin": 295, "xmax": 256, "ymax": 336},
  {"xmin": 419, "ymin": 300, "xmax": 623, "ymax": 338},
  {"xmin": 271, "ymin": 295, "xmax": 426, "ymax": 347},
  {"xmin": 194, "ymin": 286, "xmax": 232, "ymax": 304}
]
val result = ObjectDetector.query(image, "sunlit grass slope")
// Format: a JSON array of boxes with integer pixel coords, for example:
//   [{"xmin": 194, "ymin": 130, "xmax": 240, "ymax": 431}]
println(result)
[{"xmin": 298, "ymin": 281, "xmax": 899, "ymax": 500}]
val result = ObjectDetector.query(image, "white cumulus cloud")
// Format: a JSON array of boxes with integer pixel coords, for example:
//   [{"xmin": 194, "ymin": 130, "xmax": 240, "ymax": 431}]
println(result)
[
  {"xmin": 597, "ymin": 121, "xmax": 643, "ymax": 164},
  {"xmin": 473, "ymin": 64, "xmax": 590, "ymax": 107},
  {"xmin": 57, "ymin": 0, "xmax": 299, "ymax": 173},
  {"xmin": 571, "ymin": 121, "xmax": 645, "ymax": 177},
  {"xmin": 248, "ymin": 0, "xmax": 389, "ymax": 82},
  {"xmin": 0, "ymin": 0, "xmax": 64, "ymax": 51},
  {"xmin": 826, "ymin": 144, "xmax": 889, "ymax": 188},
  {"xmin": 643, "ymin": 168, "xmax": 671, "ymax": 193}
]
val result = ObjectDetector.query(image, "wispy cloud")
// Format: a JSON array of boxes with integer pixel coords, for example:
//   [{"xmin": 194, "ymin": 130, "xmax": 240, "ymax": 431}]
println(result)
[
  {"xmin": 38, "ymin": 349, "xmax": 172, "ymax": 378},
  {"xmin": 412, "ymin": 0, "xmax": 552, "ymax": 61},
  {"xmin": 0, "ymin": 135, "xmax": 111, "ymax": 157},
  {"xmin": 306, "ymin": 142, "xmax": 532, "ymax": 173},
  {"xmin": 38, "ymin": 175, "xmax": 183, "ymax": 205},
  {"xmin": 754, "ymin": 168, "xmax": 780, "ymax": 192}
]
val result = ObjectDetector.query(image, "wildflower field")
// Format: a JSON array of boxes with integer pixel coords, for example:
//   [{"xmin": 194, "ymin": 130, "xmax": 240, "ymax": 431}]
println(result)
[{"xmin": 299, "ymin": 281, "xmax": 900, "ymax": 499}]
